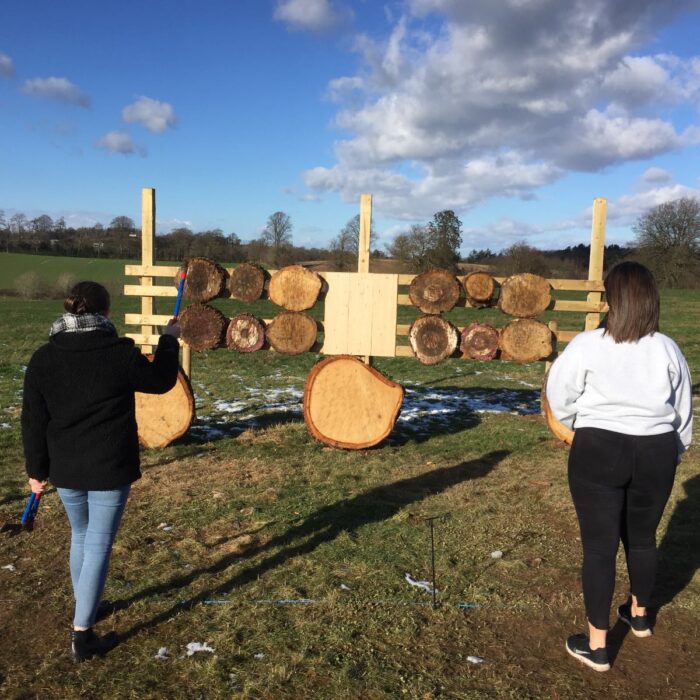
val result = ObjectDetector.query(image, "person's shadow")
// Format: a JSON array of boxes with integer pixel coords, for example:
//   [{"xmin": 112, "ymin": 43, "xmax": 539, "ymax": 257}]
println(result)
[
  {"xmin": 652, "ymin": 473, "xmax": 700, "ymax": 610},
  {"xmin": 116, "ymin": 449, "xmax": 509, "ymax": 641}
]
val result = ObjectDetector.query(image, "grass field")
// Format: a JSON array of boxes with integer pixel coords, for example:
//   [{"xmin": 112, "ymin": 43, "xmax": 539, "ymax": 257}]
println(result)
[{"xmin": 0, "ymin": 253, "xmax": 698, "ymax": 699}]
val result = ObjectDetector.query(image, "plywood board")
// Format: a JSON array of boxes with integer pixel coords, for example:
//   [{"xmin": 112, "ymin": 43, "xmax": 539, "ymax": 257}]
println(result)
[{"xmin": 322, "ymin": 272, "xmax": 398, "ymax": 357}]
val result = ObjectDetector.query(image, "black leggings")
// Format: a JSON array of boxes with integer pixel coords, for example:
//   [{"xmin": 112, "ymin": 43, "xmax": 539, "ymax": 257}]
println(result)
[{"xmin": 568, "ymin": 427, "xmax": 677, "ymax": 629}]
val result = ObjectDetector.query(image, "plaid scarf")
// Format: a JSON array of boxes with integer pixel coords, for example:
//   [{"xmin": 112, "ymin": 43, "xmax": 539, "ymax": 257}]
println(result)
[{"xmin": 50, "ymin": 313, "xmax": 117, "ymax": 337}]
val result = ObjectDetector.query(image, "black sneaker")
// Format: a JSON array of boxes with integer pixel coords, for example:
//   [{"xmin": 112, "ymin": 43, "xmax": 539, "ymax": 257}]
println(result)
[
  {"xmin": 71, "ymin": 628, "xmax": 119, "ymax": 663},
  {"xmin": 618, "ymin": 602, "xmax": 652, "ymax": 637},
  {"xmin": 565, "ymin": 634, "xmax": 610, "ymax": 672}
]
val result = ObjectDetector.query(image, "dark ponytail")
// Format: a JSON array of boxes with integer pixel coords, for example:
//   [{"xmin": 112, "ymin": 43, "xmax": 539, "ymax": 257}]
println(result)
[{"xmin": 64, "ymin": 281, "xmax": 111, "ymax": 316}]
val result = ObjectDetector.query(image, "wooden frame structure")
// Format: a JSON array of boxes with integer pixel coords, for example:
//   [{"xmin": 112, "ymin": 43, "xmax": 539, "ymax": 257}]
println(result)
[{"xmin": 124, "ymin": 189, "xmax": 607, "ymax": 377}]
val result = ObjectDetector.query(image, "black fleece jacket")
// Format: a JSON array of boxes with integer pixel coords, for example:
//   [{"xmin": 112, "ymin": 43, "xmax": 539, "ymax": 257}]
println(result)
[{"xmin": 22, "ymin": 330, "xmax": 179, "ymax": 490}]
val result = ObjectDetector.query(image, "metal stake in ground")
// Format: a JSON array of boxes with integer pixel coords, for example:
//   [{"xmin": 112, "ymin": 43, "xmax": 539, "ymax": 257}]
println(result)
[{"xmin": 424, "ymin": 514, "xmax": 445, "ymax": 609}]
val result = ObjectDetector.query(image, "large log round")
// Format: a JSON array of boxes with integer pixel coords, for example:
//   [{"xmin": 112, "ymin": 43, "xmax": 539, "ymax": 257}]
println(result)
[
  {"xmin": 304, "ymin": 356, "xmax": 404, "ymax": 449},
  {"xmin": 180, "ymin": 257, "xmax": 228, "ymax": 303},
  {"xmin": 136, "ymin": 361, "xmax": 194, "ymax": 449},
  {"xmin": 460, "ymin": 322, "xmax": 499, "ymax": 361},
  {"xmin": 266, "ymin": 312, "xmax": 317, "ymax": 354},
  {"xmin": 541, "ymin": 371, "xmax": 574, "ymax": 445},
  {"xmin": 498, "ymin": 273, "xmax": 551, "ymax": 317},
  {"xmin": 499, "ymin": 318, "xmax": 553, "ymax": 363},
  {"xmin": 463, "ymin": 271, "xmax": 497, "ymax": 308},
  {"xmin": 226, "ymin": 314, "xmax": 265, "ymax": 353},
  {"xmin": 409, "ymin": 269, "xmax": 461, "ymax": 313},
  {"xmin": 268, "ymin": 265, "xmax": 322, "ymax": 311},
  {"xmin": 180, "ymin": 303, "xmax": 228, "ymax": 351},
  {"xmin": 409, "ymin": 315, "xmax": 459, "ymax": 365},
  {"xmin": 229, "ymin": 263, "xmax": 266, "ymax": 302}
]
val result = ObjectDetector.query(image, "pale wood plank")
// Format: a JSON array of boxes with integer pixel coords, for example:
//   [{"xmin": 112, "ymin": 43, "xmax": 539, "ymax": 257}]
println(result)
[
  {"xmin": 125, "ymin": 264, "xmax": 180, "ymax": 277},
  {"xmin": 369, "ymin": 274, "xmax": 398, "ymax": 357},
  {"xmin": 321, "ymin": 272, "xmax": 352, "ymax": 355},
  {"xmin": 347, "ymin": 274, "xmax": 372, "ymax": 355},
  {"xmin": 182, "ymin": 343, "xmax": 191, "ymax": 377},
  {"xmin": 586, "ymin": 198, "xmax": 607, "ymax": 331},
  {"xmin": 140, "ymin": 188, "xmax": 155, "ymax": 353},
  {"xmin": 125, "ymin": 285, "xmax": 178, "ymax": 297},
  {"xmin": 358, "ymin": 194, "xmax": 372, "ymax": 275},
  {"xmin": 395, "ymin": 345, "xmax": 414, "ymax": 357}
]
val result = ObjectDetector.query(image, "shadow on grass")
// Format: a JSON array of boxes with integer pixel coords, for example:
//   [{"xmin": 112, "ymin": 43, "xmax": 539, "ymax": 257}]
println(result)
[
  {"xmin": 652, "ymin": 473, "xmax": 700, "ymax": 611},
  {"xmin": 116, "ymin": 449, "xmax": 509, "ymax": 641}
]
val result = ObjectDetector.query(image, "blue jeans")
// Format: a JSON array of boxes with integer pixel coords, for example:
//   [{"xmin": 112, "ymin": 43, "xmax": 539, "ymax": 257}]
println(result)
[{"xmin": 57, "ymin": 486, "xmax": 130, "ymax": 628}]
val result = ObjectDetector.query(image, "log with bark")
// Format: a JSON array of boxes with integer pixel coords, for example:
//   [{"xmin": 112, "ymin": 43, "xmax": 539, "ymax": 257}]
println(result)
[
  {"xmin": 265, "ymin": 311, "xmax": 317, "ymax": 354},
  {"xmin": 136, "ymin": 360, "xmax": 195, "ymax": 449},
  {"xmin": 408, "ymin": 269, "xmax": 461, "ymax": 313},
  {"xmin": 460, "ymin": 322, "xmax": 499, "ymax": 360},
  {"xmin": 304, "ymin": 355, "xmax": 404, "ymax": 449},
  {"xmin": 498, "ymin": 273, "xmax": 551, "ymax": 317},
  {"xmin": 226, "ymin": 313, "xmax": 266, "ymax": 352},
  {"xmin": 541, "ymin": 371, "xmax": 574, "ymax": 445},
  {"xmin": 409, "ymin": 314, "xmax": 459, "ymax": 365},
  {"xmin": 268, "ymin": 265, "xmax": 322, "ymax": 311},
  {"xmin": 229, "ymin": 263, "xmax": 266, "ymax": 302},
  {"xmin": 179, "ymin": 257, "xmax": 229, "ymax": 303},
  {"xmin": 179, "ymin": 303, "xmax": 228, "ymax": 351},
  {"xmin": 463, "ymin": 271, "xmax": 497, "ymax": 308},
  {"xmin": 499, "ymin": 318, "xmax": 553, "ymax": 363}
]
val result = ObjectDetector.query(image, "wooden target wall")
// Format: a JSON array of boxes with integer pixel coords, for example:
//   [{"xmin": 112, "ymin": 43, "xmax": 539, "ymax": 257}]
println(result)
[{"xmin": 124, "ymin": 189, "xmax": 607, "ymax": 447}]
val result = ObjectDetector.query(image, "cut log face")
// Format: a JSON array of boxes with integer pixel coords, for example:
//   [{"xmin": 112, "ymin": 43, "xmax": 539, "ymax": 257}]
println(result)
[
  {"xmin": 409, "ymin": 269, "xmax": 461, "ymax": 313},
  {"xmin": 304, "ymin": 355, "xmax": 404, "ymax": 449},
  {"xmin": 463, "ymin": 271, "xmax": 496, "ymax": 308},
  {"xmin": 226, "ymin": 314, "xmax": 265, "ymax": 353},
  {"xmin": 180, "ymin": 303, "xmax": 228, "ymax": 351},
  {"xmin": 460, "ymin": 322, "xmax": 499, "ymax": 361},
  {"xmin": 541, "ymin": 371, "xmax": 574, "ymax": 445},
  {"xmin": 409, "ymin": 315, "xmax": 459, "ymax": 365},
  {"xmin": 499, "ymin": 318, "xmax": 553, "ymax": 363},
  {"xmin": 498, "ymin": 273, "xmax": 551, "ymax": 317},
  {"xmin": 229, "ymin": 263, "xmax": 266, "ymax": 302},
  {"xmin": 266, "ymin": 312, "xmax": 317, "ymax": 354},
  {"xmin": 268, "ymin": 265, "xmax": 322, "ymax": 311},
  {"xmin": 180, "ymin": 257, "xmax": 228, "ymax": 303},
  {"xmin": 136, "ymin": 360, "xmax": 194, "ymax": 449}
]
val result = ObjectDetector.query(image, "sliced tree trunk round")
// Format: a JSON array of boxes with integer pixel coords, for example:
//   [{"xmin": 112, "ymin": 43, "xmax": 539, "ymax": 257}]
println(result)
[
  {"xmin": 499, "ymin": 318, "xmax": 553, "ymax": 363},
  {"xmin": 266, "ymin": 311, "xmax": 317, "ymax": 354},
  {"xmin": 409, "ymin": 314, "xmax": 459, "ymax": 365},
  {"xmin": 268, "ymin": 265, "xmax": 322, "ymax": 311},
  {"xmin": 226, "ymin": 313, "xmax": 265, "ymax": 352},
  {"xmin": 408, "ymin": 269, "xmax": 461, "ymax": 313},
  {"xmin": 179, "ymin": 257, "xmax": 229, "ymax": 303},
  {"xmin": 136, "ymin": 360, "xmax": 194, "ymax": 449},
  {"xmin": 498, "ymin": 273, "xmax": 551, "ymax": 317},
  {"xmin": 541, "ymin": 371, "xmax": 574, "ymax": 445},
  {"xmin": 460, "ymin": 322, "xmax": 499, "ymax": 360},
  {"xmin": 229, "ymin": 263, "xmax": 266, "ymax": 302},
  {"xmin": 304, "ymin": 355, "xmax": 404, "ymax": 449},
  {"xmin": 179, "ymin": 303, "xmax": 228, "ymax": 351},
  {"xmin": 463, "ymin": 271, "xmax": 497, "ymax": 308}
]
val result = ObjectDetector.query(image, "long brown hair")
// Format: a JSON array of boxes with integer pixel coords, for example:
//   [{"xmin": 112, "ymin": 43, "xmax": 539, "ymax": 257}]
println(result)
[
  {"xmin": 603, "ymin": 262, "xmax": 659, "ymax": 342},
  {"xmin": 64, "ymin": 281, "xmax": 111, "ymax": 316}
]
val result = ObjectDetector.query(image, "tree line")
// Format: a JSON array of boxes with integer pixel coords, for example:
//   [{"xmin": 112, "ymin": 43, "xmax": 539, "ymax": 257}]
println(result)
[{"xmin": 1, "ymin": 198, "xmax": 698, "ymax": 286}]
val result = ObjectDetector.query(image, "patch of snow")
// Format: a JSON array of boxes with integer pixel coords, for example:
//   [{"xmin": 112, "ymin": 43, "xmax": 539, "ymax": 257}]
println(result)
[{"xmin": 185, "ymin": 642, "xmax": 215, "ymax": 656}]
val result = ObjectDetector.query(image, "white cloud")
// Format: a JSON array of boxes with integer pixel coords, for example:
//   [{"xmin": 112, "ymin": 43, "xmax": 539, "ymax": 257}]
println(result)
[
  {"xmin": 22, "ymin": 77, "xmax": 90, "ymax": 107},
  {"xmin": 641, "ymin": 167, "xmax": 673, "ymax": 184},
  {"xmin": 122, "ymin": 96, "xmax": 177, "ymax": 133},
  {"xmin": 0, "ymin": 52, "xmax": 14, "ymax": 78},
  {"xmin": 96, "ymin": 131, "xmax": 145, "ymax": 156},
  {"xmin": 304, "ymin": 0, "xmax": 700, "ymax": 219},
  {"xmin": 274, "ymin": 0, "xmax": 351, "ymax": 32}
]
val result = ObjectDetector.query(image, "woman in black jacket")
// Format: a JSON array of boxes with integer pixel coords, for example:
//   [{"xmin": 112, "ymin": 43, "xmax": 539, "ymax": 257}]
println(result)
[{"xmin": 22, "ymin": 281, "xmax": 180, "ymax": 662}]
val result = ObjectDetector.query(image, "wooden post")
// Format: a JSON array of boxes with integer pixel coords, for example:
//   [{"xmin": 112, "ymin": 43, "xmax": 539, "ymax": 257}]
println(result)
[
  {"xmin": 585, "ymin": 198, "xmax": 607, "ymax": 331},
  {"xmin": 182, "ymin": 344, "xmax": 191, "ymax": 377},
  {"xmin": 545, "ymin": 319, "xmax": 558, "ymax": 372},
  {"xmin": 141, "ymin": 188, "xmax": 155, "ymax": 354},
  {"xmin": 358, "ymin": 194, "xmax": 372, "ymax": 364}
]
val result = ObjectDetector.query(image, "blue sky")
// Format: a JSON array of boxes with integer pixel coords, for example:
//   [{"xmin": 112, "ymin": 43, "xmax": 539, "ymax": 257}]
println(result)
[{"xmin": 1, "ymin": 0, "xmax": 700, "ymax": 253}]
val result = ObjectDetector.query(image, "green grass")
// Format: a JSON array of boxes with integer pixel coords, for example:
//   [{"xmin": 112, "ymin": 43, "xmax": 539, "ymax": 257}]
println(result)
[{"xmin": 0, "ymin": 262, "xmax": 698, "ymax": 698}]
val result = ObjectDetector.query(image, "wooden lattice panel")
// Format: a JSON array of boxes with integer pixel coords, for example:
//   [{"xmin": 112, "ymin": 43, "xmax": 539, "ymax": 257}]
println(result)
[{"xmin": 322, "ymin": 272, "xmax": 398, "ymax": 357}]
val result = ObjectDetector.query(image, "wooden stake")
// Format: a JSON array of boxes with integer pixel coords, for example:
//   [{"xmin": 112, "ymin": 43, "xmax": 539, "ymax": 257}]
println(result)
[
  {"xmin": 140, "ymin": 188, "xmax": 155, "ymax": 354},
  {"xmin": 545, "ymin": 320, "xmax": 558, "ymax": 372},
  {"xmin": 358, "ymin": 193, "xmax": 372, "ymax": 364},
  {"xmin": 585, "ymin": 198, "xmax": 607, "ymax": 331}
]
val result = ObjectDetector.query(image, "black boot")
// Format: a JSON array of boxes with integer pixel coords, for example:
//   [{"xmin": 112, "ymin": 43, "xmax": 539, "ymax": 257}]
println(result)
[{"xmin": 71, "ymin": 628, "xmax": 118, "ymax": 662}]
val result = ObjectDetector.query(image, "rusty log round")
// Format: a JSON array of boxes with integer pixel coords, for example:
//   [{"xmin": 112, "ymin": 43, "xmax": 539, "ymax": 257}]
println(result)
[
  {"xmin": 408, "ymin": 314, "xmax": 459, "ymax": 365},
  {"xmin": 459, "ymin": 322, "xmax": 499, "ymax": 361},
  {"xmin": 179, "ymin": 257, "xmax": 228, "ymax": 303},
  {"xmin": 229, "ymin": 263, "xmax": 266, "ymax": 302},
  {"xmin": 226, "ymin": 313, "xmax": 265, "ymax": 353},
  {"xmin": 179, "ymin": 303, "xmax": 228, "ymax": 351}
]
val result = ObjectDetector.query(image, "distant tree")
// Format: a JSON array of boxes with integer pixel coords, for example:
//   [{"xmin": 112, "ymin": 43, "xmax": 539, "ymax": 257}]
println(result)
[
  {"xmin": 9, "ymin": 213, "xmax": 27, "ymax": 234},
  {"xmin": 500, "ymin": 243, "xmax": 551, "ymax": 277},
  {"xmin": 633, "ymin": 197, "xmax": 700, "ymax": 287},
  {"xmin": 262, "ymin": 211, "xmax": 293, "ymax": 266},
  {"xmin": 30, "ymin": 214, "xmax": 53, "ymax": 232},
  {"xmin": 425, "ymin": 210, "xmax": 462, "ymax": 271},
  {"xmin": 466, "ymin": 248, "xmax": 495, "ymax": 263},
  {"xmin": 245, "ymin": 237, "xmax": 269, "ymax": 264},
  {"xmin": 227, "ymin": 232, "xmax": 246, "ymax": 263},
  {"xmin": 329, "ymin": 214, "xmax": 375, "ymax": 270},
  {"xmin": 386, "ymin": 224, "xmax": 432, "ymax": 271},
  {"xmin": 109, "ymin": 216, "xmax": 135, "ymax": 230}
]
